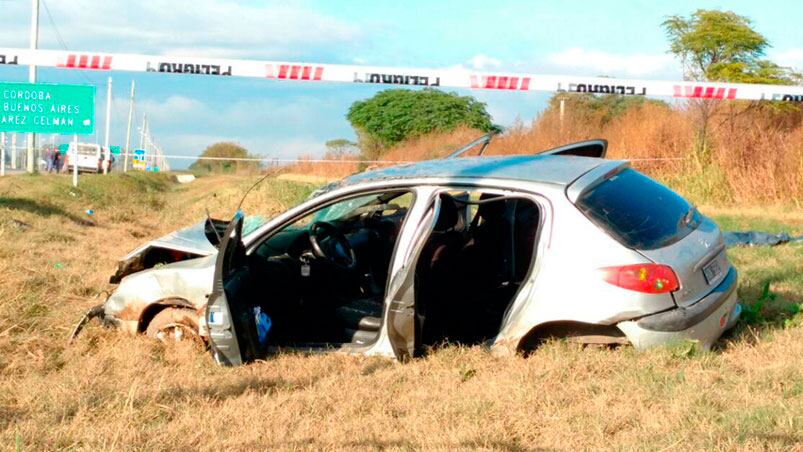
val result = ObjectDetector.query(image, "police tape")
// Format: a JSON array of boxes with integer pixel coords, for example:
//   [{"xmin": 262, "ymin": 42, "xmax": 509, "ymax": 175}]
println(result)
[{"xmin": 2, "ymin": 48, "xmax": 803, "ymax": 102}]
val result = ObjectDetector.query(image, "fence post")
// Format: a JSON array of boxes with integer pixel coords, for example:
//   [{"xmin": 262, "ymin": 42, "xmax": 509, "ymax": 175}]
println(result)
[
  {"xmin": 72, "ymin": 135, "xmax": 78, "ymax": 187},
  {"xmin": 11, "ymin": 134, "xmax": 17, "ymax": 170}
]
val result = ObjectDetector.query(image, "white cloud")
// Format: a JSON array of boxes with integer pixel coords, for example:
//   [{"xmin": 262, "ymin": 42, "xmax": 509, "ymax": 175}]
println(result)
[
  {"xmin": 770, "ymin": 49, "xmax": 803, "ymax": 70},
  {"xmin": 546, "ymin": 48, "xmax": 675, "ymax": 78},
  {"xmin": 115, "ymin": 92, "xmax": 347, "ymax": 166},
  {"xmin": 0, "ymin": 1, "xmax": 359, "ymax": 59},
  {"xmin": 466, "ymin": 54, "xmax": 502, "ymax": 70}
]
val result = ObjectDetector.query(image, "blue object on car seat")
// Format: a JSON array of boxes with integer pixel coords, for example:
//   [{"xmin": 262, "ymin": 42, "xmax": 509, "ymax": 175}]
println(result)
[{"xmin": 253, "ymin": 307, "xmax": 272, "ymax": 345}]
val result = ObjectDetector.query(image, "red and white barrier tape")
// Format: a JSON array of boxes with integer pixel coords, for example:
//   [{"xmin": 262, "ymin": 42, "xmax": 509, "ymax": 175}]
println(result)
[{"xmin": 2, "ymin": 48, "xmax": 803, "ymax": 102}]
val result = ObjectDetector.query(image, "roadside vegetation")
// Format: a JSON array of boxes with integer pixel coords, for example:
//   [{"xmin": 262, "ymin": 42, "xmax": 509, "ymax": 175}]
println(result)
[
  {"xmin": 0, "ymin": 171, "xmax": 801, "ymax": 449},
  {"xmin": 189, "ymin": 141, "xmax": 262, "ymax": 176}
]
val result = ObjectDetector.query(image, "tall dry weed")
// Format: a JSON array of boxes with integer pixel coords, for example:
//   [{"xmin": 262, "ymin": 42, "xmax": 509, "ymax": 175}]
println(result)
[
  {"xmin": 287, "ymin": 152, "xmax": 360, "ymax": 180},
  {"xmin": 708, "ymin": 104, "xmax": 803, "ymax": 204}
]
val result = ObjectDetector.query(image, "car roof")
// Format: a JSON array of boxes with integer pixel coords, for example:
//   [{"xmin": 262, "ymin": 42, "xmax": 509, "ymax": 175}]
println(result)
[{"xmin": 340, "ymin": 154, "xmax": 612, "ymax": 187}]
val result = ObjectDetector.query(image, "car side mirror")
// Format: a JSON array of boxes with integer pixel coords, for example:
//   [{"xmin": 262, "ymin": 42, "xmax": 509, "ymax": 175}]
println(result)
[{"xmin": 204, "ymin": 217, "xmax": 230, "ymax": 248}]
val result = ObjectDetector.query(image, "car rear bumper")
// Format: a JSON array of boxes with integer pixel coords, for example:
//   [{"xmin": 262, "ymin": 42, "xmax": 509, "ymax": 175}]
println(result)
[{"xmin": 617, "ymin": 268, "xmax": 740, "ymax": 350}]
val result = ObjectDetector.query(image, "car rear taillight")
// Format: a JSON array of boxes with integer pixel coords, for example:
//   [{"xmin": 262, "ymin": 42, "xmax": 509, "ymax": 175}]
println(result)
[{"xmin": 600, "ymin": 264, "xmax": 679, "ymax": 294}]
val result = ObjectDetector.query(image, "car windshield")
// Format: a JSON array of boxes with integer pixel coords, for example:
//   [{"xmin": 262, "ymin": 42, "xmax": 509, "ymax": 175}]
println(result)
[
  {"xmin": 245, "ymin": 192, "xmax": 408, "ymax": 239},
  {"xmin": 310, "ymin": 193, "xmax": 385, "ymax": 223},
  {"xmin": 243, "ymin": 216, "xmax": 268, "ymax": 235}
]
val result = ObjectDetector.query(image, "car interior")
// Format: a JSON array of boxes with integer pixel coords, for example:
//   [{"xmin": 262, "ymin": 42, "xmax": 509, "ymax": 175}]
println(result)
[
  {"xmin": 415, "ymin": 192, "xmax": 540, "ymax": 350},
  {"xmin": 243, "ymin": 190, "xmax": 414, "ymax": 350},
  {"xmin": 226, "ymin": 188, "xmax": 540, "ymax": 357}
]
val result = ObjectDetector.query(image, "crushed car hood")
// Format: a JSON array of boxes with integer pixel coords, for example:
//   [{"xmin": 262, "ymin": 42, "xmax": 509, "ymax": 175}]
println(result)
[
  {"xmin": 110, "ymin": 216, "xmax": 266, "ymax": 283},
  {"xmin": 142, "ymin": 219, "xmax": 221, "ymax": 256}
]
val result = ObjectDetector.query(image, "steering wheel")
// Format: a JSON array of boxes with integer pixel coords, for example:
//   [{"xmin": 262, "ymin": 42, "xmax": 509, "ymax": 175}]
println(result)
[{"xmin": 308, "ymin": 221, "xmax": 358, "ymax": 270}]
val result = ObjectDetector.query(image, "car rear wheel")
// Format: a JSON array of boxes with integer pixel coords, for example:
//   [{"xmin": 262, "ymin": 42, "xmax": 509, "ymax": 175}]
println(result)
[{"xmin": 146, "ymin": 307, "xmax": 204, "ymax": 347}]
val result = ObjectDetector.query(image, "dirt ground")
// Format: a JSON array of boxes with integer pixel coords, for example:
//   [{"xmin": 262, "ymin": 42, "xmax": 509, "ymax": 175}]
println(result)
[{"xmin": 0, "ymin": 172, "xmax": 801, "ymax": 450}]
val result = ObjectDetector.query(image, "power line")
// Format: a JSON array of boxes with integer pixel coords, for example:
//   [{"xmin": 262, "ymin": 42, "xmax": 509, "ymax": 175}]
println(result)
[
  {"xmin": 40, "ymin": 0, "xmax": 68, "ymax": 50},
  {"xmin": 40, "ymin": 0, "xmax": 99, "ymax": 86}
]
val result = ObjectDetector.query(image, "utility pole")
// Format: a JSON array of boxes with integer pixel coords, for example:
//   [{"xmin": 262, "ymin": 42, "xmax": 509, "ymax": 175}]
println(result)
[
  {"xmin": 27, "ymin": 0, "xmax": 39, "ymax": 173},
  {"xmin": 123, "ymin": 80, "xmax": 135, "ymax": 172},
  {"xmin": 139, "ymin": 113, "xmax": 147, "ymax": 149},
  {"xmin": 103, "ymin": 76, "xmax": 112, "ymax": 174}
]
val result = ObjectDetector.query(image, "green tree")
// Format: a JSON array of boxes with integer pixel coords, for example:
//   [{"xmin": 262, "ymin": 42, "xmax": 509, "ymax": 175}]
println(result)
[
  {"xmin": 548, "ymin": 93, "xmax": 668, "ymax": 126},
  {"xmin": 347, "ymin": 89, "xmax": 499, "ymax": 159},
  {"xmin": 662, "ymin": 9, "xmax": 797, "ymax": 164},
  {"xmin": 324, "ymin": 139, "xmax": 359, "ymax": 158},
  {"xmin": 189, "ymin": 142, "xmax": 259, "ymax": 174},
  {"xmin": 662, "ymin": 10, "xmax": 793, "ymax": 83}
]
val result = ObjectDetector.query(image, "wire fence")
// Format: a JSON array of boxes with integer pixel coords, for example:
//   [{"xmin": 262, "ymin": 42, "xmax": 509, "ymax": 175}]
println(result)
[{"xmin": 1, "ymin": 133, "xmax": 687, "ymax": 177}]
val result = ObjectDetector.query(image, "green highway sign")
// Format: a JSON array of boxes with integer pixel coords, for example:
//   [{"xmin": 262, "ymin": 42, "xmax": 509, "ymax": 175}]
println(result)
[{"xmin": 0, "ymin": 82, "xmax": 95, "ymax": 134}]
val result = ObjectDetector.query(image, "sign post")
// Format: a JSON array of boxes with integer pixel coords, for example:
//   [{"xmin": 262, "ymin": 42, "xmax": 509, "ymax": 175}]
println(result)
[
  {"xmin": 10, "ymin": 133, "xmax": 16, "ymax": 169},
  {"xmin": 0, "ymin": 81, "xmax": 95, "ymax": 185},
  {"xmin": 103, "ymin": 76, "xmax": 112, "ymax": 174},
  {"xmin": 1, "ymin": 132, "xmax": 5, "ymax": 176},
  {"xmin": 72, "ymin": 134, "xmax": 78, "ymax": 187}
]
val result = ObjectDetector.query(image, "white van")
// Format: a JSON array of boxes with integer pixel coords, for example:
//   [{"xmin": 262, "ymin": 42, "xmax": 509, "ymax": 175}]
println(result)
[{"xmin": 64, "ymin": 143, "xmax": 111, "ymax": 173}]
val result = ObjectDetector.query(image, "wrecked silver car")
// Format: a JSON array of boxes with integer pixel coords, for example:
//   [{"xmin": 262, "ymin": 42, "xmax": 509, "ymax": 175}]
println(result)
[{"xmin": 81, "ymin": 139, "xmax": 741, "ymax": 366}]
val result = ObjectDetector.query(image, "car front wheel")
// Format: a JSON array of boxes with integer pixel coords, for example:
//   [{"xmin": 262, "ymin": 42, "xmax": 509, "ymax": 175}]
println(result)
[{"xmin": 145, "ymin": 307, "xmax": 204, "ymax": 347}]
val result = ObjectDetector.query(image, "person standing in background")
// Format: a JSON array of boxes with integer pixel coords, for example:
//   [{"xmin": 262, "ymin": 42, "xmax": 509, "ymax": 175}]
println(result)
[
  {"xmin": 50, "ymin": 148, "xmax": 61, "ymax": 174},
  {"xmin": 44, "ymin": 146, "xmax": 54, "ymax": 173}
]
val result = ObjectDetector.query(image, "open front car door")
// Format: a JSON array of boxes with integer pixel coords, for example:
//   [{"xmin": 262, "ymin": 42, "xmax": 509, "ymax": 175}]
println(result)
[{"xmin": 206, "ymin": 211, "xmax": 258, "ymax": 366}]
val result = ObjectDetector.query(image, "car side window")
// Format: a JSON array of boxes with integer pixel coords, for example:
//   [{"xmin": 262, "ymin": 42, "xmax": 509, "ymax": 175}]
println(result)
[{"xmin": 255, "ymin": 190, "xmax": 412, "ymax": 258}]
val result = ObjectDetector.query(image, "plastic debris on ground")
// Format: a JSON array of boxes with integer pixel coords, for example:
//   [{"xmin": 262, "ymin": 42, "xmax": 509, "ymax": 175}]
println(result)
[{"xmin": 724, "ymin": 231, "xmax": 803, "ymax": 248}]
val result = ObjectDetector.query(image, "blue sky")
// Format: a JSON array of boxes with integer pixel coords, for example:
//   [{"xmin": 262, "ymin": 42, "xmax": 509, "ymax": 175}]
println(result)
[{"xmin": 2, "ymin": 0, "xmax": 803, "ymax": 168}]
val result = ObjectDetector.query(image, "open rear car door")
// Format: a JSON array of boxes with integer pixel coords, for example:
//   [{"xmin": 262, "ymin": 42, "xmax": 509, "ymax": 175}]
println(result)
[{"xmin": 206, "ymin": 211, "xmax": 258, "ymax": 366}]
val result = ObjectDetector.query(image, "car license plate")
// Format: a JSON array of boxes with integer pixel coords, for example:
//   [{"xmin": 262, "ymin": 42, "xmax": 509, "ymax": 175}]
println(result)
[{"xmin": 702, "ymin": 259, "xmax": 722, "ymax": 284}]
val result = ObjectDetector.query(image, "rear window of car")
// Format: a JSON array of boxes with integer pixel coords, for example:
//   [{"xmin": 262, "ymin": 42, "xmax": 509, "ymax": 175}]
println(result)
[
  {"xmin": 76, "ymin": 145, "xmax": 98, "ymax": 156},
  {"xmin": 574, "ymin": 168, "xmax": 700, "ymax": 250}
]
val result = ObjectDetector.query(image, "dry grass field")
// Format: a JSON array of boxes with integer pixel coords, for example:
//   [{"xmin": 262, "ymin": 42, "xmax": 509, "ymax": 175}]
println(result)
[{"xmin": 0, "ymin": 172, "xmax": 801, "ymax": 450}]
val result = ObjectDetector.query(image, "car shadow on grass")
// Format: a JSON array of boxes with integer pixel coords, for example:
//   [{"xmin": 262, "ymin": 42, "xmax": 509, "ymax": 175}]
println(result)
[
  {"xmin": 154, "ymin": 377, "xmax": 286, "ymax": 403},
  {"xmin": 275, "ymin": 438, "xmax": 539, "ymax": 451},
  {"xmin": 0, "ymin": 197, "xmax": 94, "ymax": 226}
]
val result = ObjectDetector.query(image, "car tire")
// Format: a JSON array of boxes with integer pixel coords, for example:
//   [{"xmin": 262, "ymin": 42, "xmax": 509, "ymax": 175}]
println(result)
[{"xmin": 145, "ymin": 307, "xmax": 204, "ymax": 347}]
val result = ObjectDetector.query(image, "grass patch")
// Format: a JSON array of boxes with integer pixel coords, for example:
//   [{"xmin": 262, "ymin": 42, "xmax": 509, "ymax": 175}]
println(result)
[
  {"xmin": 659, "ymin": 164, "xmax": 734, "ymax": 206},
  {"xmin": 48, "ymin": 172, "xmax": 172, "ymax": 209},
  {"xmin": 710, "ymin": 214, "xmax": 803, "ymax": 235}
]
